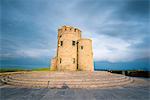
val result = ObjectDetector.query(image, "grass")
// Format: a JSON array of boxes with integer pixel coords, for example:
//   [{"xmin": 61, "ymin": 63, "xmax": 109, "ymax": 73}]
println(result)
[
  {"xmin": 0, "ymin": 68, "xmax": 28, "ymax": 73},
  {"xmin": 32, "ymin": 67, "xmax": 50, "ymax": 71},
  {"xmin": 0, "ymin": 67, "xmax": 50, "ymax": 73}
]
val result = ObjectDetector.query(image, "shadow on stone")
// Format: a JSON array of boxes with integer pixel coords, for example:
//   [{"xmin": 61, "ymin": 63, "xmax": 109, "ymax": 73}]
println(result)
[
  {"xmin": 61, "ymin": 83, "xmax": 70, "ymax": 89},
  {"xmin": 0, "ymin": 78, "xmax": 7, "ymax": 85},
  {"xmin": 47, "ymin": 81, "xmax": 69, "ymax": 89}
]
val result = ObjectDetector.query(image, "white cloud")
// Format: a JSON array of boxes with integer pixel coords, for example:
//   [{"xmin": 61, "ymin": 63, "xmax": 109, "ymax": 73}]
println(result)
[
  {"xmin": 16, "ymin": 48, "xmax": 57, "ymax": 59},
  {"xmin": 1, "ymin": 48, "xmax": 56, "ymax": 59},
  {"xmin": 91, "ymin": 34, "xmax": 143, "ymax": 62}
]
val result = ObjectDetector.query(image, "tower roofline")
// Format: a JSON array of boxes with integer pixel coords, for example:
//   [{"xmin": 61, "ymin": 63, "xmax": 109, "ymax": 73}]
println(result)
[
  {"xmin": 78, "ymin": 38, "xmax": 92, "ymax": 41},
  {"xmin": 58, "ymin": 25, "xmax": 82, "ymax": 32}
]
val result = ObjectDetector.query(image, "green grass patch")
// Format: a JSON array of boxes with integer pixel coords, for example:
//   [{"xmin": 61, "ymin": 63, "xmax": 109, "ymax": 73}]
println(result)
[
  {"xmin": 0, "ymin": 68, "xmax": 28, "ymax": 73},
  {"xmin": 32, "ymin": 67, "xmax": 50, "ymax": 71}
]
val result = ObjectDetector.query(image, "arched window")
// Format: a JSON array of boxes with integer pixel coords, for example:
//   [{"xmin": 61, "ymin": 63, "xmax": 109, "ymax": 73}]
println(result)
[
  {"xmin": 60, "ymin": 41, "xmax": 63, "ymax": 46},
  {"xmin": 60, "ymin": 58, "xmax": 62, "ymax": 63},
  {"xmin": 72, "ymin": 41, "xmax": 75, "ymax": 46},
  {"xmin": 73, "ymin": 58, "xmax": 75, "ymax": 64},
  {"xmin": 74, "ymin": 29, "xmax": 76, "ymax": 32},
  {"xmin": 81, "ymin": 46, "xmax": 83, "ymax": 49}
]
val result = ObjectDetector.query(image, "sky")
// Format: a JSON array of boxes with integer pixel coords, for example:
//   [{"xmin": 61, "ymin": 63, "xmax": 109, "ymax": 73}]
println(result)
[{"xmin": 1, "ymin": 0, "xmax": 150, "ymax": 70}]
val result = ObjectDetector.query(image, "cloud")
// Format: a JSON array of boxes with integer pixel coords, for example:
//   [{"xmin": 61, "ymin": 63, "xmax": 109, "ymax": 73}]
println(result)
[
  {"xmin": 1, "ymin": 0, "xmax": 149, "ymax": 66},
  {"xmin": 15, "ymin": 49, "xmax": 54, "ymax": 58},
  {"xmin": 92, "ymin": 34, "xmax": 144, "ymax": 62},
  {"xmin": 1, "ymin": 47, "xmax": 57, "ymax": 62},
  {"xmin": 118, "ymin": 0, "xmax": 149, "ymax": 20}
]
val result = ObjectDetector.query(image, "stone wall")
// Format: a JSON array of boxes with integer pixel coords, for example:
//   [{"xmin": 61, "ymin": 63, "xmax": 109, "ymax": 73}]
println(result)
[
  {"xmin": 57, "ymin": 26, "xmax": 81, "ymax": 71},
  {"xmin": 78, "ymin": 39, "xmax": 94, "ymax": 71},
  {"xmin": 50, "ymin": 57, "xmax": 57, "ymax": 71},
  {"xmin": 50, "ymin": 26, "xmax": 94, "ymax": 71}
]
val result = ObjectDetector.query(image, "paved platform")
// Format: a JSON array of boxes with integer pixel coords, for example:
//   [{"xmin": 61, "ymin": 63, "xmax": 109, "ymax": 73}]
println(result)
[
  {"xmin": 0, "ymin": 71, "xmax": 149, "ymax": 100},
  {"xmin": 0, "ymin": 78, "xmax": 149, "ymax": 100},
  {"xmin": 0, "ymin": 71, "xmax": 133, "ymax": 88}
]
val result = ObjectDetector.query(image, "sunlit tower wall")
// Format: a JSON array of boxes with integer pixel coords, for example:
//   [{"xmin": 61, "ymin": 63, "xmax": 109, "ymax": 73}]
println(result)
[
  {"xmin": 57, "ymin": 26, "xmax": 81, "ymax": 71},
  {"xmin": 77, "ymin": 39, "xmax": 94, "ymax": 71},
  {"xmin": 50, "ymin": 28, "xmax": 63, "ymax": 71},
  {"xmin": 50, "ymin": 57, "xmax": 57, "ymax": 71}
]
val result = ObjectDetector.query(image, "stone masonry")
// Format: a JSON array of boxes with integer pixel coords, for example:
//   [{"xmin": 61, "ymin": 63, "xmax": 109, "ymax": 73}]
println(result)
[{"xmin": 51, "ymin": 26, "xmax": 94, "ymax": 71}]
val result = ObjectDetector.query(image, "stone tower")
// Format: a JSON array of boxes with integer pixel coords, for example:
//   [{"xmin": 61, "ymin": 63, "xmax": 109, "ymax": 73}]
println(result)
[
  {"xmin": 78, "ymin": 39, "xmax": 94, "ymax": 71},
  {"xmin": 51, "ymin": 26, "xmax": 94, "ymax": 71}
]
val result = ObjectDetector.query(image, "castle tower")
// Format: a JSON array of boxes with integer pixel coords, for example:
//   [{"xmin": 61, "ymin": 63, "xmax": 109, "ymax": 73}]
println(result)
[
  {"xmin": 50, "ymin": 26, "xmax": 94, "ymax": 71},
  {"xmin": 57, "ymin": 26, "xmax": 81, "ymax": 71},
  {"xmin": 78, "ymin": 39, "xmax": 94, "ymax": 71}
]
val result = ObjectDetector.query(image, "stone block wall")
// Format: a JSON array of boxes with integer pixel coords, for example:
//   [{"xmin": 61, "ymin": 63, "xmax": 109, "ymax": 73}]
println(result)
[
  {"xmin": 50, "ymin": 26, "xmax": 94, "ymax": 71},
  {"xmin": 78, "ymin": 39, "xmax": 94, "ymax": 71}
]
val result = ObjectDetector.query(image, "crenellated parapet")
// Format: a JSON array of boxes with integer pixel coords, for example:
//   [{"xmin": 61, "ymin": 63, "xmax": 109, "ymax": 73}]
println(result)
[{"xmin": 58, "ymin": 26, "xmax": 81, "ymax": 39}]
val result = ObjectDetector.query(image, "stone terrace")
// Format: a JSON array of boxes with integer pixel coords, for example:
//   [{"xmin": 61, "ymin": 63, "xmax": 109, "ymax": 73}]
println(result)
[{"xmin": 1, "ymin": 71, "xmax": 133, "ymax": 88}]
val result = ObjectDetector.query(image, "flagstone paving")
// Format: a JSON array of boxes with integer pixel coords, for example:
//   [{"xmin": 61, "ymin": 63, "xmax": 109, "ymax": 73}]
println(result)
[{"xmin": 0, "ymin": 78, "xmax": 149, "ymax": 100}]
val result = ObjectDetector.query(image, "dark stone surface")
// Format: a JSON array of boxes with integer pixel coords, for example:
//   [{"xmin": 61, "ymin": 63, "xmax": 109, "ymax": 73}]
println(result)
[
  {"xmin": 0, "ymin": 77, "xmax": 149, "ymax": 100},
  {"xmin": 0, "ymin": 85, "xmax": 149, "ymax": 100}
]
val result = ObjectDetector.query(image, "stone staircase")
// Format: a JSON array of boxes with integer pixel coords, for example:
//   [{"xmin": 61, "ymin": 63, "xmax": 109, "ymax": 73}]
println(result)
[{"xmin": 1, "ymin": 71, "xmax": 133, "ymax": 88}]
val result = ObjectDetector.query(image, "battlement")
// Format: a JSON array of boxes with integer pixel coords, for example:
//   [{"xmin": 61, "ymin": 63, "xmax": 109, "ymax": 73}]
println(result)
[
  {"xmin": 58, "ymin": 25, "xmax": 81, "ymax": 39},
  {"xmin": 58, "ymin": 25, "xmax": 81, "ymax": 33},
  {"xmin": 78, "ymin": 38, "xmax": 92, "ymax": 42}
]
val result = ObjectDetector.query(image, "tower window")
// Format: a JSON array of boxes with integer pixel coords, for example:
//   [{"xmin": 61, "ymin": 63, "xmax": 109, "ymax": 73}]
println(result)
[
  {"xmin": 81, "ymin": 46, "xmax": 83, "ymax": 49},
  {"xmin": 74, "ymin": 29, "xmax": 76, "ymax": 32},
  {"xmin": 60, "ymin": 41, "xmax": 63, "ymax": 46},
  {"xmin": 72, "ymin": 41, "xmax": 75, "ymax": 46},
  {"xmin": 60, "ymin": 58, "xmax": 62, "ymax": 63},
  {"xmin": 73, "ymin": 58, "xmax": 75, "ymax": 64}
]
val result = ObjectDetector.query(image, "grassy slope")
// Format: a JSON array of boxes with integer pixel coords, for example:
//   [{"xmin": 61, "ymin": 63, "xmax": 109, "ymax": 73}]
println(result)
[
  {"xmin": 0, "ymin": 68, "xmax": 28, "ymax": 73},
  {"xmin": 0, "ymin": 67, "xmax": 50, "ymax": 72},
  {"xmin": 32, "ymin": 67, "xmax": 50, "ymax": 71}
]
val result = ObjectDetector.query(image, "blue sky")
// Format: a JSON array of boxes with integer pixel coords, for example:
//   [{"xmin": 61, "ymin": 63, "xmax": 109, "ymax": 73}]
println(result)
[{"xmin": 1, "ymin": 0, "xmax": 150, "ymax": 70}]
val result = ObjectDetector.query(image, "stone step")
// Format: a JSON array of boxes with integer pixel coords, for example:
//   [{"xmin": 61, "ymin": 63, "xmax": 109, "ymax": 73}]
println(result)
[
  {"xmin": 6, "ymin": 77, "xmax": 132, "ymax": 88},
  {"xmin": 8, "ymin": 76, "xmax": 127, "ymax": 82},
  {"xmin": 6, "ymin": 78, "xmax": 133, "ymax": 88},
  {"xmin": 2, "ymin": 71, "xmax": 134, "ymax": 88},
  {"xmin": 7, "ymin": 76, "xmax": 129, "ymax": 83}
]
